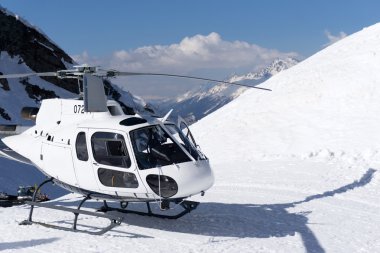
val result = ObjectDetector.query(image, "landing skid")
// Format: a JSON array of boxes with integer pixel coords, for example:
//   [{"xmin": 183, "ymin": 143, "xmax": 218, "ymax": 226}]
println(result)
[
  {"xmin": 20, "ymin": 200, "xmax": 123, "ymax": 235},
  {"xmin": 19, "ymin": 178, "xmax": 200, "ymax": 235},
  {"xmin": 19, "ymin": 178, "xmax": 123, "ymax": 235},
  {"xmin": 99, "ymin": 200, "xmax": 199, "ymax": 219}
]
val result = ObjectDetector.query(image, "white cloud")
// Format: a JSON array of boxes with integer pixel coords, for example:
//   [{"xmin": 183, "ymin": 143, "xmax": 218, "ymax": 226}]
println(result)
[
  {"xmin": 71, "ymin": 51, "xmax": 103, "ymax": 66},
  {"xmin": 74, "ymin": 32, "xmax": 298, "ymax": 73},
  {"xmin": 324, "ymin": 30, "xmax": 347, "ymax": 47},
  {"xmin": 113, "ymin": 33, "xmax": 298, "ymax": 73},
  {"xmin": 72, "ymin": 33, "xmax": 299, "ymax": 98}
]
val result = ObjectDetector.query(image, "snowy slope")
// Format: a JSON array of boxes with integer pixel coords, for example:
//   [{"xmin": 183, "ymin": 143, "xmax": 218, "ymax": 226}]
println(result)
[
  {"xmin": 156, "ymin": 58, "xmax": 298, "ymax": 123},
  {"xmin": 192, "ymin": 23, "xmax": 380, "ymax": 162},
  {"xmin": 0, "ymin": 156, "xmax": 378, "ymax": 252},
  {"xmin": 0, "ymin": 52, "xmax": 76, "ymax": 124}
]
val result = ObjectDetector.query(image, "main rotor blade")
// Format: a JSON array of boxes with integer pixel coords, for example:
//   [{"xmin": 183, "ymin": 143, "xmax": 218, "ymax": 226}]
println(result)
[
  {"xmin": 109, "ymin": 71, "xmax": 272, "ymax": 91},
  {"xmin": 0, "ymin": 72, "xmax": 57, "ymax": 79}
]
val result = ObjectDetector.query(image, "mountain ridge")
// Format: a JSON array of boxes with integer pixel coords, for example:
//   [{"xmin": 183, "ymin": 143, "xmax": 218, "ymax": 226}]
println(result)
[
  {"xmin": 0, "ymin": 6, "xmax": 150, "ymax": 124},
  {"xmin": 156, "ymin": 57, "xmax": 298, "ymax": 123}
]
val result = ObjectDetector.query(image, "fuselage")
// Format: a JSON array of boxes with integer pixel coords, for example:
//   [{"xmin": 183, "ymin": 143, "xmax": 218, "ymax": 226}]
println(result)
[{"xmin": 1, "ymin": 98, "xmax": 214, "ymax": 202}]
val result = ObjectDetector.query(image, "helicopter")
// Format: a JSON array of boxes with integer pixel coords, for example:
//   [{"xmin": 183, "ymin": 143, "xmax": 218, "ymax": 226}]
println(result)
[{"xmin": 0, "ymin": 65, "xmax": 270, "ymax": 234}]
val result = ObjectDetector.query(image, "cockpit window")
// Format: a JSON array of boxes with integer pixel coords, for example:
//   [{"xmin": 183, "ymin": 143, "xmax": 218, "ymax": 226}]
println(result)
[
  {"xmin": 130, "ymin": 125, "xmax": 191, "ymax": 170},
  {"xmin": 91, "ymin": 132, "xmax": 131, "ymax": 168},
  {"xmin": 164, "ymin": 124, "xmax": 200, "ymax": 160}
]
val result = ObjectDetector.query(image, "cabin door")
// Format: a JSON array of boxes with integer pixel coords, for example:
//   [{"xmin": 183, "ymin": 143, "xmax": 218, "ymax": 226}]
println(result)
[
  {"xmin": 72, "ymin": 129, "xmax": 99, "ymax": 191},
  {"xmin": 87, "ymin": 129, "xmax": 148, "ymax": 197}
]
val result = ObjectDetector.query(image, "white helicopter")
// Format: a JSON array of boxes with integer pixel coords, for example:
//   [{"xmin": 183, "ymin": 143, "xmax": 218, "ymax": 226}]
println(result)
[{"xmin": 0, "ymin": 65, "xmax": 270, "ymax": 234}]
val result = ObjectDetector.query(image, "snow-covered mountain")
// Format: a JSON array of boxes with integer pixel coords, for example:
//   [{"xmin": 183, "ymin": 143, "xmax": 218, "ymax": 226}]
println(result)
[
  {"xmin": 192, "ymin": 22, "xmax": 380, "ymax": 162},
  {"xmin": 0, "ymin": 6, "xmax": 150, "ymax": 125},
  {"xmin": 156, "ymin": 58, "xmax": 298, "ymax": 123}
]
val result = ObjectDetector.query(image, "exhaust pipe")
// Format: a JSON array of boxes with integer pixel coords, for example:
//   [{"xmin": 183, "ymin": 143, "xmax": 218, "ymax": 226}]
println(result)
[{"xmin": 21, "ymin": 107, "xmax": 39, "ymax": 121}]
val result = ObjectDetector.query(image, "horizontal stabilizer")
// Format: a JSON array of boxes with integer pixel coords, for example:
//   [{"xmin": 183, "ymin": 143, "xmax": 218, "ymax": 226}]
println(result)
[{"xmin": 0, "ymin": 139, "xmax": 32, "ymax": 165}]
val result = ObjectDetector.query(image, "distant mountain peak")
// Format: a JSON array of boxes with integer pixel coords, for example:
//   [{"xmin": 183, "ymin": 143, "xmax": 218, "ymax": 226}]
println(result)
[
  {"xmin": 229, "ymin": 57, "xmax": 299, "ymax": 83},
  {"xmin": 156, "ymin": 58, "xmax": 299, "ymax": 124}
]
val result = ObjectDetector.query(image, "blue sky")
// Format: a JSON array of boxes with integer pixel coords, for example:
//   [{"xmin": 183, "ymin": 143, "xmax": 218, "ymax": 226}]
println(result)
[{"xmin": 1, "ymin": 0, "xmax": 380, "ymax": 98}]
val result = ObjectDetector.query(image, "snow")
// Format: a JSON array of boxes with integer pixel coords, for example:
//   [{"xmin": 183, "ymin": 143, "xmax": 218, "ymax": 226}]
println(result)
[
  {"xmin": 192, "ymin": 23, "xmax": 380, "ymax": 160},
  {"xmin": 36, "ymin": 40, "xmax": 55, "ymax": 52},
  {"xmin": 0, "ymin": 159, "xmax": 379, "ymax": 252},
  {"xmin": 1, "ymin": 21, "xmax": 380, "ymax": 253}
]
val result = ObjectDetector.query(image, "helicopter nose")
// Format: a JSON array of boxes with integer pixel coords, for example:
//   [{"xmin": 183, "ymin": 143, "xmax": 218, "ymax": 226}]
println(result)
[
  {"xmin": 143, "ymin": 160, "xmax": 214, "ymax": 199},
  {"xmin": 161, "ymin": 160, "xmax": 215, "ymax": 199},
  {"xmin": 180, "ymin": 160, "xmax": 215, "ymax": 198}
]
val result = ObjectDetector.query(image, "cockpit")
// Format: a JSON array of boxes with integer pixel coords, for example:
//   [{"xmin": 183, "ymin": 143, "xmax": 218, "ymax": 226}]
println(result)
[
  {"xmin": 130, "ymin": 124, "xmax": 203, "ymax": 170},
  {"xmin": 73, "ymin": 118, "xmax": 212, "ymax": 197}
]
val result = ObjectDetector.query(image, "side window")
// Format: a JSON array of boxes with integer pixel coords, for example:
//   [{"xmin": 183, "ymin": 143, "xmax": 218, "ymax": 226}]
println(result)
[
  {"xmin": 98, "ymin": 168, "xmax": 138, "ymax": 188},
  {"xmin": 75, "ymin": 132, "xmax": 88, "ymax": 161},
  {"xmin": 91, "ymin": 132, "xmax": 131, "ymax": 168}
]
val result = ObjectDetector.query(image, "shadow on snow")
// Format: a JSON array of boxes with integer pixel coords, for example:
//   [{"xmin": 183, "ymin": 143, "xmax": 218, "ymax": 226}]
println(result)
[
  {"xmin": 122, "ymin": 168, "xmax": 376, "ymax": 253},
  {"xmin": 26, "ymin": 168, "xmax": 376, "ymax": 253},
  {"xmin": 0, "ymin": 238, "xmax": 59, "ymax": 251}
]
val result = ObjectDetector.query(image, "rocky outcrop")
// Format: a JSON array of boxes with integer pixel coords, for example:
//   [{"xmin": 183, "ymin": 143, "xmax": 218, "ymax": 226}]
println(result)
[
  {"xmin": 0, "ymin": 6, "xmax": 153, "ymax": 123},
  {"xmin": 0, "ymin": 107, "xmax": 11, "ymax": 121}
]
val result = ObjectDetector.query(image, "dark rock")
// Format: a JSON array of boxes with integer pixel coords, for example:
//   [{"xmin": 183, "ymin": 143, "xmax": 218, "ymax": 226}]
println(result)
[
  {"xmin": 0, "ymin": 10, "xmax": 78, "ymax": 93},
  {"xmin": 20, "ymin": 78, "xmax": 58, "ymax": 103},
  {"xmin": 0, "ymin": 107, "xmax": 11, "ymax": 121},
  {"xmin": 0, "ymin": 72, "xmax": 10, "ymax": 91}
]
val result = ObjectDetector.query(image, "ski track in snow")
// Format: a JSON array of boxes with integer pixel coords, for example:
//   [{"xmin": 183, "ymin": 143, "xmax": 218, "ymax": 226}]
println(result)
[{"xmin": 0, "ymin": 158, "xmax": 379, "ymax": 253}]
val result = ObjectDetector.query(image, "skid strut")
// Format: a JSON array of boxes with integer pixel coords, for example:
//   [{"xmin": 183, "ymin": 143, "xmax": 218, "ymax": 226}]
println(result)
[
  {"xmin": 24, "ymin": 177, "xmax": 54, "ymax": 224},
  {"xmin": 19, "ymin": 178, "xmax": 123, "ymax": 235},
  {"xmin": 100, "ymin": 200, "xmax": 199, "ymax": 219},
  {"xmin": 18, "ymin": 178, "xmax": 200, "ymax": 234}
]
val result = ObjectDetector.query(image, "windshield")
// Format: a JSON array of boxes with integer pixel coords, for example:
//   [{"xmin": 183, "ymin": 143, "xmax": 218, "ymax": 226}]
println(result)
[
  {"xmin": 130, "ymin": 125, "xmax": 191, "ymax": 170},
  {"xmin": 164, "ymin": 124, "xmax": 200, "ymax": 160}
]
